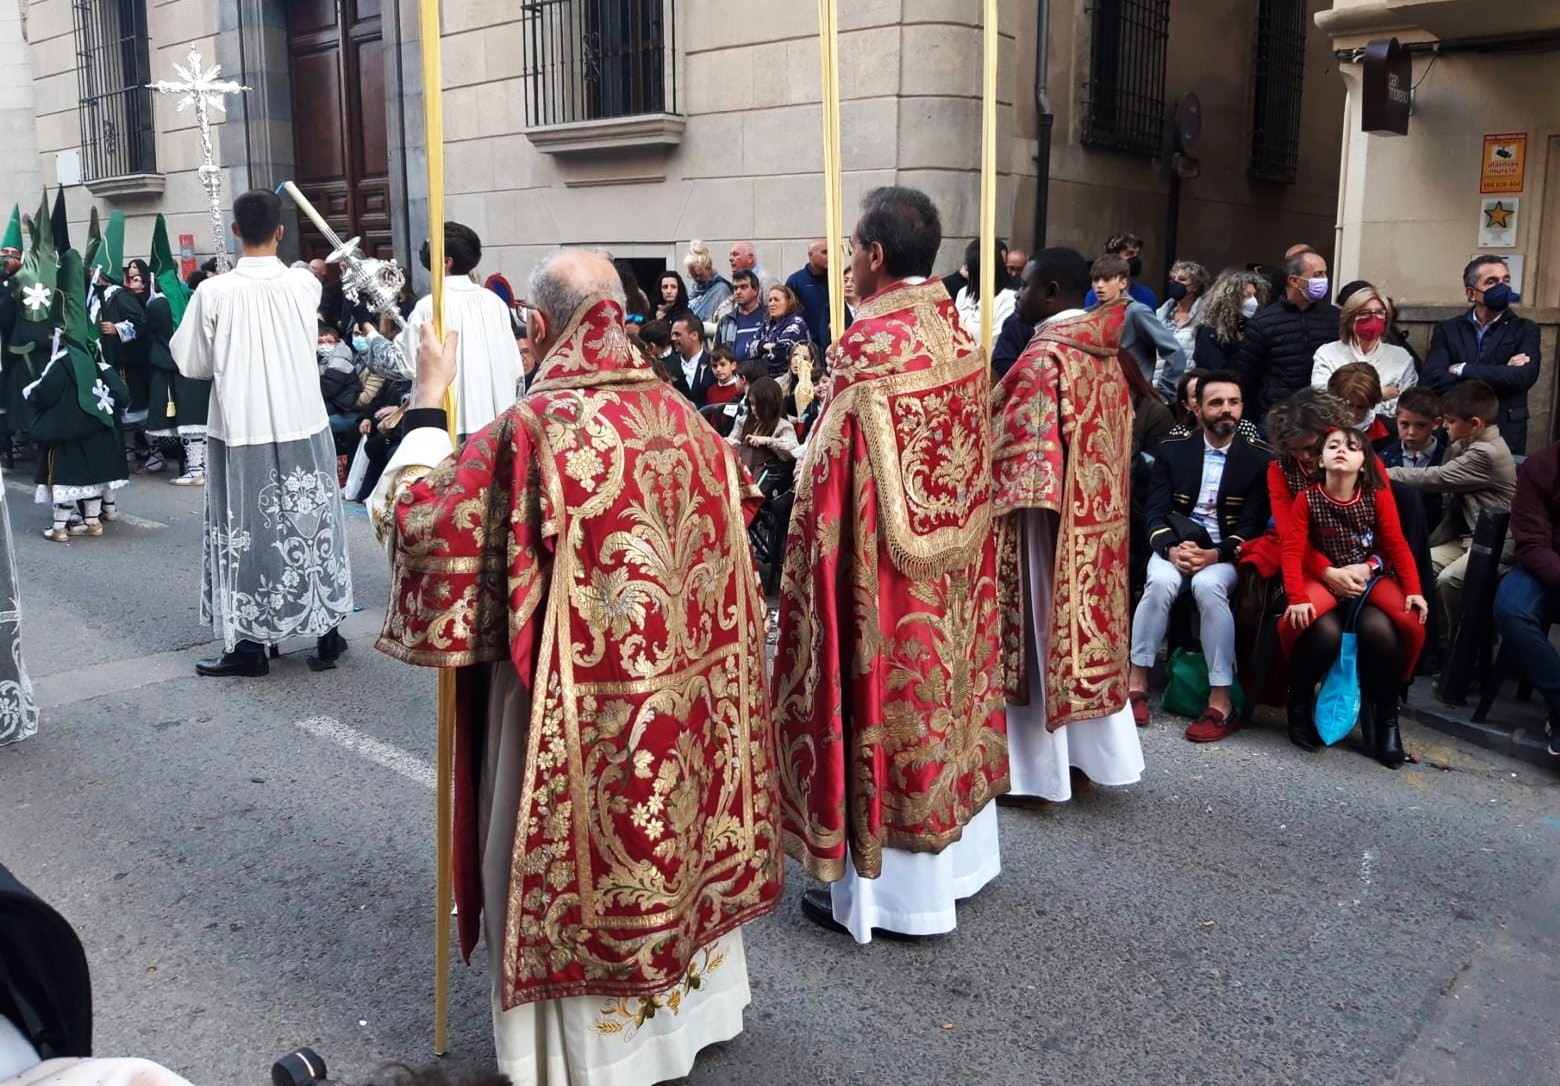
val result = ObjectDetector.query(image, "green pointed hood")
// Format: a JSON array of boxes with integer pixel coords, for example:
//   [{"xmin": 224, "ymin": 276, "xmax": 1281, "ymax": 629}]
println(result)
[
  {"xmin": 83, "ymin": 206, "xmax": 102, "ymax": 275},
  {"xmin": 50, "ymin": 186, "xmax": 69, "ymax": 253},
  {"xmin": 149, "ymin": 214, "xmax": 192, "ymax": 328},
  {"xmin": 88, "ymin": 210, "xmax": 123, "ymax": 284},
  {"xmin": 1, "ymin": 206, "xmax": 20, "ymax": 254},
  {"xmin": 14, "ymin": 191, "xmax": 58, "ymax": 327},
  {"xmin": 54, "ymin": 249, "xmax": 115, "ymax": 430}
]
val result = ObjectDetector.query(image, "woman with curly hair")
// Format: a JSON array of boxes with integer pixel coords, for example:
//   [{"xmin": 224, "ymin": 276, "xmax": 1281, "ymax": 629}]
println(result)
[{"xmin": 1192, "ymin": 268, "xmax": 1269, "ymax": 369}]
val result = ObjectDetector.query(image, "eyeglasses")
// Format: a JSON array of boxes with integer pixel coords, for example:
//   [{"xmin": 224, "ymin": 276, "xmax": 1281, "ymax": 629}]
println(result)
[{"xmin": 625, "ymin": 314, "xmax": 645, "ymax": 325}]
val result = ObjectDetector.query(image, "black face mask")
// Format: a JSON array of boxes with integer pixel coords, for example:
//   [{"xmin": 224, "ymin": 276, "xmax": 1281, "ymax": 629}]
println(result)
[
  {"xmin": 1127, "ymin": 256, "xmax": 1143, "ymax": 279},
  {"xmin": 1167, "ymin": 281, "xmax": 1188, "ymax": 302}
]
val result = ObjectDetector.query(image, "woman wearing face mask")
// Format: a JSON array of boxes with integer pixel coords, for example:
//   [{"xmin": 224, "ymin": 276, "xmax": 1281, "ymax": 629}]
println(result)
[
  {"xmin": 1326, "ymin": 362, "xmax": 1395, "ymax": 452},
  {"xmin": 1155, "ymin": 260, "xmax": 1207, "ymax": 359},
  {"xmin": 1310, "ymin": 284, "xmax": 1418, "ymax": 420},
  {"xmin": 1191, "ymin": 269, "xmax": 1269, "ymax": 370}
]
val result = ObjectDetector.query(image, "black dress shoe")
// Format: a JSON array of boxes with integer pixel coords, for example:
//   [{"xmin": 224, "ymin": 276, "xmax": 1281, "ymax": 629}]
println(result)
[
  {"xmin": 800, "ymin": 888, "xmax": 850, "ymax": 936},
  {"xmin": 800, "ymin": 887, "xmax": 932, "ymax": 942},
  {"xmin": 195, "ymin": 650, "xmax": 269, "ymax": 678},
  {"xmin": 307, "ymin": 629, "xmax": 349, "ymax": 672}
]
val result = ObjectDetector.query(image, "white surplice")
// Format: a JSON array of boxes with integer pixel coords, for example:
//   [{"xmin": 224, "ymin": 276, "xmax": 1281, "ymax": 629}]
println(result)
[
  {"xmin": 172, "ymin": 256, "xmax": 353, "ymax": 649},
  {"xmin": 398, "ymin": 276, "xmax": 523, "ymax": 437},
  {"xmin": 1007, "ymin": 508, "xmax": 1144, "ymax": 801},
  {"xmin": 369, "ymin": 431, "xmax": 753, "ymax": 1086},
  {"xmin": 828, "ymin": 801, "xmax": 1001, "ymax": 944}
]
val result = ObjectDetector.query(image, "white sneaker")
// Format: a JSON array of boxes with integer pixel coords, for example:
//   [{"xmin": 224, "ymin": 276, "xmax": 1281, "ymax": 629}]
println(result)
[
  {"xmin": 170, "ymin": 472, "xmax": 205, "ymax": 487},
  {"xmin": 100, "ymin": 505, "xmax": 120, "ymax": 522}
]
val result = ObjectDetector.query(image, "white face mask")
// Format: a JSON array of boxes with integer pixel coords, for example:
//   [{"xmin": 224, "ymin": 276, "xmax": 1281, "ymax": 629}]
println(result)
[{"xmin": 1241, "ymin": 296, "xmax": 1260, "ymax": 319}]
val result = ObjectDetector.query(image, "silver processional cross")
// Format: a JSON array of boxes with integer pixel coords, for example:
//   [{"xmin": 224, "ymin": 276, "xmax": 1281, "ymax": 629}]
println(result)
[{"xmin": 148, "ymin": 47, "xmax": 248, "ymax": 273}]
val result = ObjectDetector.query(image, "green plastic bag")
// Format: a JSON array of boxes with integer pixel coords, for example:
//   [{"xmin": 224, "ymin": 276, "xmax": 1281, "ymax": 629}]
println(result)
[{"xmin": 1161, "ymin": 648, "xmax": 1246, "ymax": 719}]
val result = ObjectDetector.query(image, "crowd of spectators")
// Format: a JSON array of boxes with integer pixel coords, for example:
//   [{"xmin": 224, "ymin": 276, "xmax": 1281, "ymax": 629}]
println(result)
[{"xmin": 306, "ymin": 229, "xmax": 1557, "ymax": 765}]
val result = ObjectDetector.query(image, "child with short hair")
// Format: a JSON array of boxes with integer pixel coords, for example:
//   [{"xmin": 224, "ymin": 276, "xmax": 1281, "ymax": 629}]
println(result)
[
  {"xmin": 1387, "ymin": 379, "xmax": 1517, "ymax": 628},
  {"xmin": 705, "ymin": 345, "xmax": 742, "ymax": 406},
  {"xmin": 1382, "ymin": 385, "xmax": 1446, "ymax": 531},
  {"xmin": 1326, "ymin": 361, "xmax": 1392, "ymax": 451},
  {"xmin": 1092, "ymin": 254, "xmax": 1186, "ymax": 400}
]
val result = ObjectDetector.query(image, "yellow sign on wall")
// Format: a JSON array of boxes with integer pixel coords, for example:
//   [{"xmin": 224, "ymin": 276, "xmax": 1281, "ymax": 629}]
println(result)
[{"xmin": 1481, "ymin": 133, "xmax": 1527, "ymax": 194}]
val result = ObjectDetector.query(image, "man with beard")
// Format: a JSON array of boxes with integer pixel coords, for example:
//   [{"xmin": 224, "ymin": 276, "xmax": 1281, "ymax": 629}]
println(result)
[
  {"xmin": 991, "ymin": 248, "xmax": 1144, "ymax": 805},
  {"xmin": 1128, "ymin": 371, "xmax": 1272, "ymax": 739}
]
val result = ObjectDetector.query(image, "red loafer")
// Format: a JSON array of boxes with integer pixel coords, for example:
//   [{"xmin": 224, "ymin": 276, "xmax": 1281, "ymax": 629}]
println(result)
[
  {"xmin": 1129, "ymin": 691, "xmax": 1150, "ymax": 728},
  {"xmin": 1184, "ymin": 707, "xmax": 1240, "ymax": 743}
]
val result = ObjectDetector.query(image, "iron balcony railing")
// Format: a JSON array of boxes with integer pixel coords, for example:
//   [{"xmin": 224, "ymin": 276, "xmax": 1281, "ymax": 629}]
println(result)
[
  {"xmin": 72, "ymin": 0, "xmax": 157, "ymax": 179},
  {"xmin": 1250, "ymin": 0, "xmax": 1308, "ymax": 185},
  {"xmin": 1082, "ymin": 0, "xmax": 1171, "ymax": 158},
  {"xmin": 521, "ymin": 0, "xmax": 677, "ymax": 128}
]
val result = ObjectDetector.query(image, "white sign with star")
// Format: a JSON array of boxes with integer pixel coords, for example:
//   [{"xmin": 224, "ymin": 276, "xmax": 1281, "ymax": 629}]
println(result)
[
  {"xmin": 1478, "ymin": 196, "xmax": 1519, "ymax": 248},
  {"xmin": 22, "ymin": 282, "xmax": 51, "ymax": 315}
]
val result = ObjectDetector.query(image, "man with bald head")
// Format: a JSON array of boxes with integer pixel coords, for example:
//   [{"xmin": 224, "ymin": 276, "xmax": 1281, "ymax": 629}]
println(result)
[
  {"xmin": 728, "ymin": 239, "xmax": 774, "ymax": 290},
  {"xmin": 371, "ymin": 247, "xmax": 781, "ymax": 1086},
  {"xmin": 786, "ymin": 236, "xmax": 835, "ymax": 348}
]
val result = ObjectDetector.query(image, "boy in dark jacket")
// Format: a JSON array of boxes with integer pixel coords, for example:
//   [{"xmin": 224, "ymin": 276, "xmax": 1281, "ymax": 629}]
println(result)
[{"xmin": 1380, "ymin": 385, "xmax": 1447, "ymax": 533}]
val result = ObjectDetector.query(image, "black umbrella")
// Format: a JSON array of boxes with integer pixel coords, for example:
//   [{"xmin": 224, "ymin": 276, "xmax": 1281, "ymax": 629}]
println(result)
[{"xmin": 0, "ymin": 863, "xmax": 91, "ymax": 1060}]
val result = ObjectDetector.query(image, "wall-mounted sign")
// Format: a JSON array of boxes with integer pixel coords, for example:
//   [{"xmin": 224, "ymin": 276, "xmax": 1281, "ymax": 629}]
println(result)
[
  {"xmin": 179, "ymin": 232, "xmax": 196, "ymax": 278},
  {"xmin": 1468, "ymin": 252, "xmax": 1524, "ymax": 295},
  {"xmin": 1478, "ymin": 197, "xmax": 1520, "ymax": 248},
  {"xmin": 1362, "ymin": 38, "xmax": 1411, "ymax": 136},
  {"xmin": 1480, "ymin": 133, "xmax": 1527, "ymax": 194}
]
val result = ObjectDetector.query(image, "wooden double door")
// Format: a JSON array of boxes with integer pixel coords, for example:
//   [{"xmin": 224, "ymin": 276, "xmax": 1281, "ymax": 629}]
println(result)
[{"xmin": 286, "ymin": 0, "xmax": 392, "ymax": 260}]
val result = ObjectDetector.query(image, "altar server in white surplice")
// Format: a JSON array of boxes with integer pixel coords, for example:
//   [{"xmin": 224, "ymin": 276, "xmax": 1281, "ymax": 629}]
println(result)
[
  {"xmin": 171, "ymin": 189, "xmax": 353, "ymax": 679},
  {"xmin": 397, "ymin": 221, "xmax": 523, "ymax": 438}
]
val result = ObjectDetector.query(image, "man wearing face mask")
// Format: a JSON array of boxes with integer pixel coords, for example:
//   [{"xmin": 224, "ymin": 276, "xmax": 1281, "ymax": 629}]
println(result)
[
  {"xmin": 1424, "ymin": 255, "xmax": 1542, "ymax": 454},
  {"xmin": 1231, "ymin": 247, "xmax": 1341, "ymax": 420}
]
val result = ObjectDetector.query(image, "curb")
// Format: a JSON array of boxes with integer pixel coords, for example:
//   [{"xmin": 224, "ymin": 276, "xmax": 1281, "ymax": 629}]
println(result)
[{"xmin": 1401, "ymin": 699, "xmax": 1557, "ymax": 772}]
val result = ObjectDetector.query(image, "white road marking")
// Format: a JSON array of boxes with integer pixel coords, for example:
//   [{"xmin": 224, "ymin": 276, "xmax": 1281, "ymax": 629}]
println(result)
[
  {"xmin": 4, "ymin": 481, "xmax": 168, "ymax": 528},
  {"xmin": 293, "ymin": 714, "xmax": 437, "ymax": 790}
]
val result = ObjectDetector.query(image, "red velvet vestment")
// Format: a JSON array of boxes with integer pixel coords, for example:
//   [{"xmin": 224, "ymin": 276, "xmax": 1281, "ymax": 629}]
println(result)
[
  {"xmin": 377, "ymin": 296, "xmax": 782, "ymax": 1009},
  {"xmin": 990, "ymin": 302, "xmax": 1133, "ymax": 729},
  {"xmin": 772, "ymin": 279, "xmax": 1008, "ymax": 883}
]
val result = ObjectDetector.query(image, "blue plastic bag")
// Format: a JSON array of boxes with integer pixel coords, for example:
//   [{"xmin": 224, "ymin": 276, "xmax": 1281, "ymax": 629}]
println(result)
[{"xmin": 1315, "ymin": 580, "xmax": 1379, "ymax": 746}]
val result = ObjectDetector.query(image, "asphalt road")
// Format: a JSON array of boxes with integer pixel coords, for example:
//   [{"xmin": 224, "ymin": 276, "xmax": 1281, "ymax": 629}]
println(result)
[{"xmin": 2, "ymin": 470, "xmax": 1558, "ymax": 1086}]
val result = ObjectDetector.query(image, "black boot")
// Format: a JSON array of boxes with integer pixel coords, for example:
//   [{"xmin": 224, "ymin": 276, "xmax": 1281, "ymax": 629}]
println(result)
[
  {"xmin": 307, "ymin": 628, "xmax": 349, "ymax": 672},
  {"xmin": 196, "ymin": 644, "xmax": 269, "ymax": 678},
  {"xmin": 1357, "ymin": 701, "xmax": 1378, "ymax": 754},
  {"xmin": 1374, "ymin": 702, "xmax": 1406, "ymax": 769},
  {"xmin": 307, "ymin": 627, "xmax": 351, "ymax": 670},
  {"xmin": 1287, "ymin": 696, "xmax": 1320, "ymax": 752}
]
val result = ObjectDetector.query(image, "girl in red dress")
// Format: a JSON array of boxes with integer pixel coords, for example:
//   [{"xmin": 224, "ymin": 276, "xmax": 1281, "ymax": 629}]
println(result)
[{"xmin": 1282, "ymin": 427, "xmax": 1429, "ymax": 766}]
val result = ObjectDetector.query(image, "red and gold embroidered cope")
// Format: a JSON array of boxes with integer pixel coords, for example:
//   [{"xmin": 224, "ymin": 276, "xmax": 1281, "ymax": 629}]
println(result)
[
  {"xmin": 378, "ymin": 295, "xmax": 782, "ymax": 1009},
  {"xmin": 991, "ymin": 301, "xmax": 1133, "ymax": 729},
  {"xmin": 773, "ymin": 279, "xmax": 1009, "ymax": 883}
]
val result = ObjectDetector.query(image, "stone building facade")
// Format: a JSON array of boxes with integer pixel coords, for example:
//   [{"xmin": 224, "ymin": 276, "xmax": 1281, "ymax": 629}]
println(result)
[
  {"xmin": 4, "ymin": 0, "xmax": 1343, "ymax": 303},
  {"xmin": 1319, "ymin": 0, "xmax": 1560, "ymax": 450}
]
